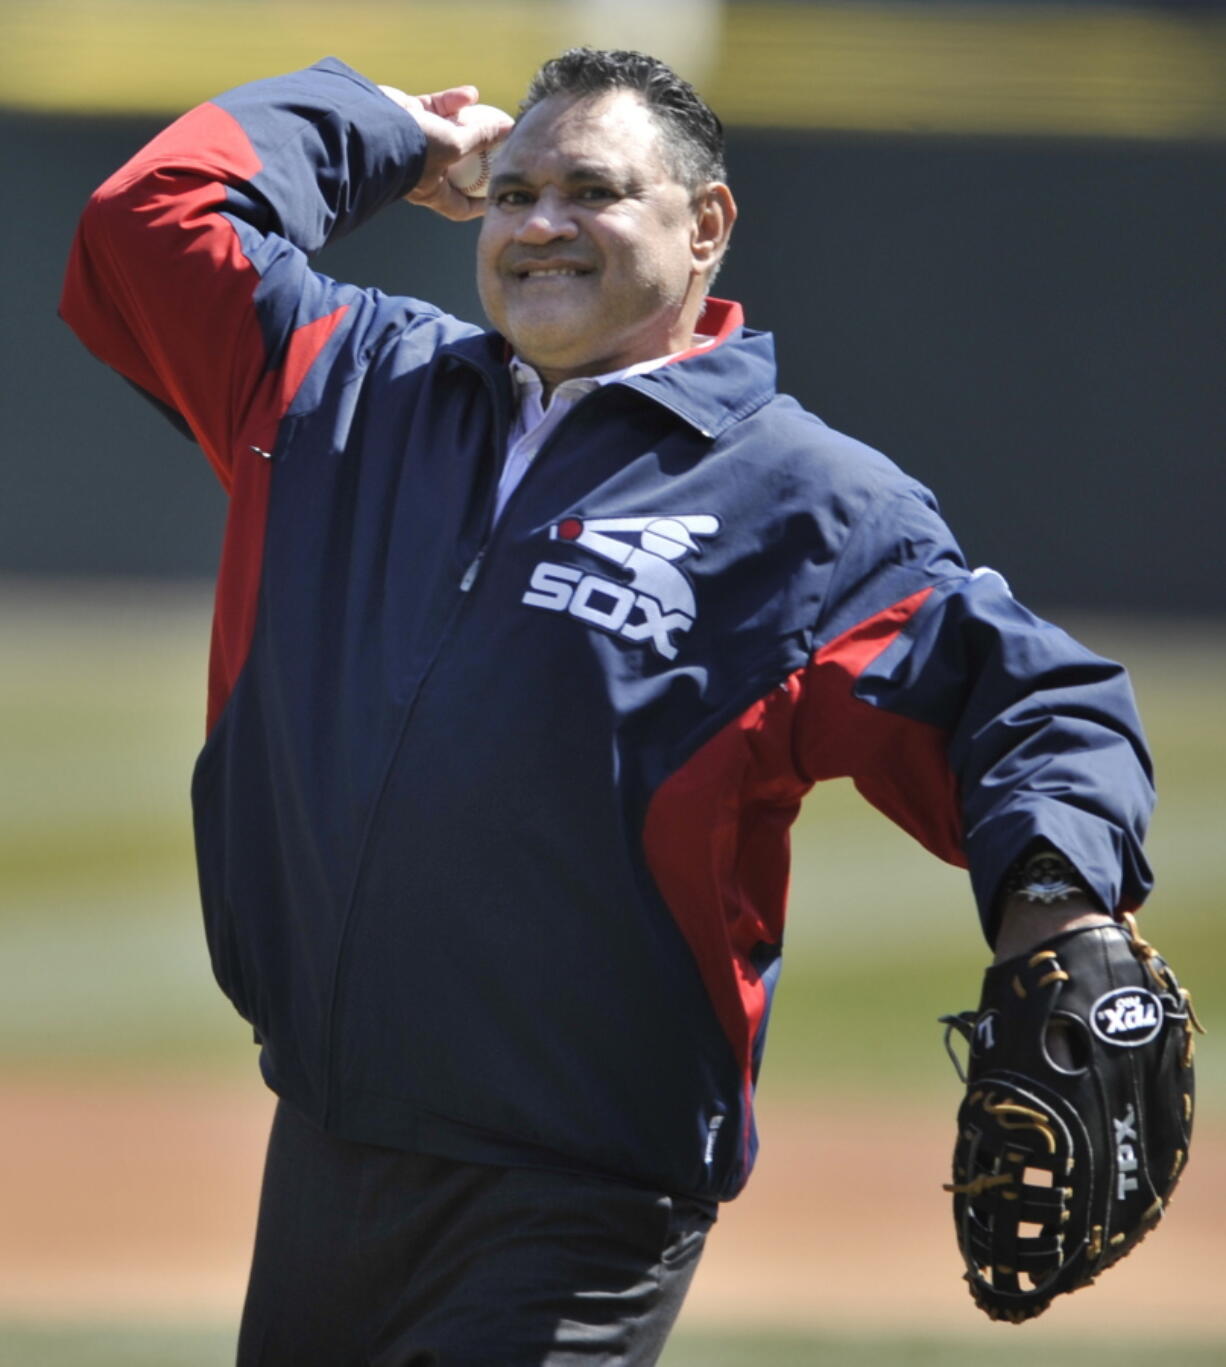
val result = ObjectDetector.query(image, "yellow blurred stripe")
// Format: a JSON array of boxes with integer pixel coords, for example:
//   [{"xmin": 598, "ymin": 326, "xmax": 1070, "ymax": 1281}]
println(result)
[
  {"xmin": 709, "ymin": 5, "xmax": 1226, "ymax": 138},
  {"xmin": 0, "ymin": 0, "xmax": 559, "ymax": 115},
  {"xmin": 2, "ymin": 0, "xmax": 1225, "ymax": 138}
]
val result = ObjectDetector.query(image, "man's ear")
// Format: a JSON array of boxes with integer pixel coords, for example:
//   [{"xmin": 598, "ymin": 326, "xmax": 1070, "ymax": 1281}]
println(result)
[{"xmin": 691, "ymin": 182, "xmax": 737, "ymax": 276}]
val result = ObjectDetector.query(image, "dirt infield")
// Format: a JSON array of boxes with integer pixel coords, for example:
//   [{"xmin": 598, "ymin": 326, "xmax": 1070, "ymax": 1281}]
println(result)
[{"xmin": 2, "ymin": 1076, "xmax": 1221, "ymax": 1338}]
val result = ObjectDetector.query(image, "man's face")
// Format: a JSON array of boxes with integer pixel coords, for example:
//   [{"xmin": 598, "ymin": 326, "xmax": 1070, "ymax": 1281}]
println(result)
[{"xmin": 477, "ymin": 90, "xmax": 711, "ymax": 383}]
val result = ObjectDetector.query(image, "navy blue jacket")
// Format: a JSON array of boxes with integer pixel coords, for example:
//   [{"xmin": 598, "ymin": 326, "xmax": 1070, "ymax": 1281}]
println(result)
[{"xmin": 61, "ymin": 59, "xmax": 1154, "ymax": 1201}]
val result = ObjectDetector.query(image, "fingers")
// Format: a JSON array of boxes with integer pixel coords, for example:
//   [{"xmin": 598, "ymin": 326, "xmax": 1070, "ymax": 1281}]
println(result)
[
  {"xmin": 453, "ymin": 102, "xmax": 515, "ymax": 138},
  {"xmin": 404, "ymin": 173, "xmax": 487, "ymax": 223},
  {"xmin": 377, "ymin": 84, "xmax": 425, "ymax": 119},
  {"xmin": 380, "ymin": 82, "xmax": 510, "ymax": 221},
  {"xmin": 385, "ymin": 86, "xmax": 511, "ymax": 158},
  {"xmin": 417, "ymin": 85, "xmax": 480, "ymax": 119},
  {"xmin": 435, "ymin": 102, "xmax": 514, "ymax": 164}
]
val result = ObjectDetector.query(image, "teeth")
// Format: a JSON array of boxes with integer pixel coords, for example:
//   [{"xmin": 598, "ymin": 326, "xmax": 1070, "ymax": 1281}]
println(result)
[{"xmin": 521, "ymin": 268, "xmax": 582, "ymax": 278}]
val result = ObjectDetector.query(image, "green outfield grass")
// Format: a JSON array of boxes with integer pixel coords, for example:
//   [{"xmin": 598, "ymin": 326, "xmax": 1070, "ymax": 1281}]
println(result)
[
  {"xmin": 1, "ymin": 1322, "xmax": 1223, "ymax": 1367},
  {"xmin": 1, "ymin": 582, "xmax": 1222, "ymax": 1101}
]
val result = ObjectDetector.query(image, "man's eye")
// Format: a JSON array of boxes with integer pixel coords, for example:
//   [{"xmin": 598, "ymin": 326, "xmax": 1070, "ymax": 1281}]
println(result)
[
  {"xmin": 493, "ymin": 189, "xmax": 532, "ymax": 208},
  {"xmin": 577, "ymin": 186, "xmax": 617, "ymax": 203}
]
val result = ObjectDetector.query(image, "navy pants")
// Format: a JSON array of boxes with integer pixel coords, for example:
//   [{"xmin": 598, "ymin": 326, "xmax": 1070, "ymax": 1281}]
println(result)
[{"xmin": 236, "ymin": 1100, "xmax": 716, "ymax": 1366}]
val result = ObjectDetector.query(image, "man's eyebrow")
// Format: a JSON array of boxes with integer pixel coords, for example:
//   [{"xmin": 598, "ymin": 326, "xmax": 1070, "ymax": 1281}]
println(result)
[
  {"xmin": 487, "ymin": 162, "xmax": 638, "ymax": 193},
  {"xmin": 486, "ymin": 166, "xmax": 533, "ymax": 194},
  {"xmin": 487, "ymin": 168, "xmax": 528, "ymax": 194},
  {"xmin": 561, "ymin": 161, "xmax": 626, "ymax": 183}
]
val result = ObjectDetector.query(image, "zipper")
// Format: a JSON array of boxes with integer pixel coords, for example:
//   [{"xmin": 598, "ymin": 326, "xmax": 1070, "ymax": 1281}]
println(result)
[
  {"xmin": 321, "ymin": 357, "xmax": 568, "ymax": 1116},
  {"xmin": 459, "ymin": 548, "xmax": 485, "ymax": 592},
  {"xmin": 455, "ymin": 363, "xmax": 512, "ymax": 595},
  {"xmin": 321, "ymin": 362, "xmax": 510, "ymax": 1120},
  {"xmin": 454, "ymin": 374, "xmax": 616, "ymax": 595},
  {"xmin": 322, "ymin": 372, "xmax": 677, "ymax": 1117}
]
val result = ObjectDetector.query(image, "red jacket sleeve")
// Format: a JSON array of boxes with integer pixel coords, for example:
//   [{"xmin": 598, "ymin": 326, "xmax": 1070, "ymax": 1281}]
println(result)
[{"xmin": 59, "ymin": 58, "xmax": 427, "ymax": 490}]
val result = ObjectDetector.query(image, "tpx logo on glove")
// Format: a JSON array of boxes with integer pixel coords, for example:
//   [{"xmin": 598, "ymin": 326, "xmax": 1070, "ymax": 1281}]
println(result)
[
  {"xmin": 1114, "ymin": 1103, "xmax": 1141, "ymax": 1201},
  {"xmin": 1090, "ymin": 987, "xmax": 1163, "ymax": 1047},
  {"xmin": 972, "ymin": 1010, "xmax": 999, "ymax": 1054}
]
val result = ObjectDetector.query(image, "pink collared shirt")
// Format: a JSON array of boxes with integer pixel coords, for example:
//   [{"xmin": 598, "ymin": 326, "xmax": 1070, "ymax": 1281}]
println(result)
[{"xmin": 494, "ymin": 341, "xmax": 715, "ymax": 523}]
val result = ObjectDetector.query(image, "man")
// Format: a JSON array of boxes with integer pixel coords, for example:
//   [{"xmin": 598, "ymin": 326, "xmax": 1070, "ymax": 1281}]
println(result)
[{"xmin": 61, "ymin": 49, "xmax": 1151, "ymax": 1365}]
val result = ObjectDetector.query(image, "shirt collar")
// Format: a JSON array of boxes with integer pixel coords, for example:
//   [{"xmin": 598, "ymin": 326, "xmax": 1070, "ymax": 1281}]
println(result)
[
  {"xmin": 439, "ymin": 298, "xmax": 777, "ymax": 439},
  {"xmin": 508, "ymin": 340, "xmax": 716, "ymax": 404}
]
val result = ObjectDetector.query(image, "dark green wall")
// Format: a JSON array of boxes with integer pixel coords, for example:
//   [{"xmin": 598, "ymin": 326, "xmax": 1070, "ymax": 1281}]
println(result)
[{"xmin": 7, "ymin": 112, "xmax": 1224, "ymax": 614}]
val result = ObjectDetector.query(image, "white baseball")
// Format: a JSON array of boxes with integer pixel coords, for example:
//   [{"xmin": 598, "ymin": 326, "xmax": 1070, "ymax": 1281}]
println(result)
[
  {"xmin": 640, "ymin": 519, "xmax": 698, "ymax": 561},
  {"xmin": 446, "ymin": 103, "xmax": 513, "ymax": 198}
]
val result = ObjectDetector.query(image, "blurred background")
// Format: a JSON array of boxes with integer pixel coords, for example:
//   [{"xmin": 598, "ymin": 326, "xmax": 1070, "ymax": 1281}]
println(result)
[{"xmin": 2, "ymin": 1, "xmax": 1224, "ymax": 1363}]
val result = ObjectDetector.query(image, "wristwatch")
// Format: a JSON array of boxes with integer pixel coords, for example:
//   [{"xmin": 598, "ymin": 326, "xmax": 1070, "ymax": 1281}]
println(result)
[{"xmin": 1001, "ymin": 845, "xmax": 1091, "ymax": 905}]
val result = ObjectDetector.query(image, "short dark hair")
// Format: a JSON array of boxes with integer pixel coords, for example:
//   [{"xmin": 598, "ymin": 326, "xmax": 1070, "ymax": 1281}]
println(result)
[{"xmin": 521, "ymin": 48, "xmax": 726, "ymax": 191}]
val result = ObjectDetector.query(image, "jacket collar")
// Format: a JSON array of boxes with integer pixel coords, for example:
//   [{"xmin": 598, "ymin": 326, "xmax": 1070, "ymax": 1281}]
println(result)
[{"xmin": 439, "ymin": 297, "xmax": 778, "ymax": 440}]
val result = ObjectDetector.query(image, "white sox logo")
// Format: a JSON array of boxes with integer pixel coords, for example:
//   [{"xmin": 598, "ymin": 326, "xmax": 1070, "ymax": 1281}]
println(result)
[{"xmin": 521, "ymin": 514, "xmax": 721, "ymax": 659}]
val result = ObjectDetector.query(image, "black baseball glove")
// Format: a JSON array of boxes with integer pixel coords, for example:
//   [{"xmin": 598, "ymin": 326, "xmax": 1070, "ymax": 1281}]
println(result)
[{"xmin": 941, "ymin": 913, "xmax": 1202, "ymax": 1323}]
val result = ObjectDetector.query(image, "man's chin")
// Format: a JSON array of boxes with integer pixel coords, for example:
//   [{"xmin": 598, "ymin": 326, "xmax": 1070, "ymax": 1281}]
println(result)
[{"xmin": 502, "ymin": 319, "xmax": 598, "ymax": 375}]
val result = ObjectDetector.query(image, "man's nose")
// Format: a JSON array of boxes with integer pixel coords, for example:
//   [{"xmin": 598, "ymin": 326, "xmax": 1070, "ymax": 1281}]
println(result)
[{"xmin": 513, "ymin": 191, "xmax": 579, "ymax": 244}]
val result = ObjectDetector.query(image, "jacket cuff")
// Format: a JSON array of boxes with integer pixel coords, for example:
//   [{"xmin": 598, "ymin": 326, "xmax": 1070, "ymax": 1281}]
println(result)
[{"xmin": 966, "ymin": 801, "xmax": 1153, "ymax": 945}]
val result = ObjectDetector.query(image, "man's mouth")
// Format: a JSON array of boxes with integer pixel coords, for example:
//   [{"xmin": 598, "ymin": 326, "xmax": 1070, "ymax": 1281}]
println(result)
[{"xmin": 512, "ymin": 262, "xmax": 594, "ymax": 281}]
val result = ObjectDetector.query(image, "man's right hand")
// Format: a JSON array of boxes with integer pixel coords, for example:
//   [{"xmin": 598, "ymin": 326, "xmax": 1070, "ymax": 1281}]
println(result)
[{"xmin": 378, "ymin": 84, "xmax": 514, "ymax": 221}]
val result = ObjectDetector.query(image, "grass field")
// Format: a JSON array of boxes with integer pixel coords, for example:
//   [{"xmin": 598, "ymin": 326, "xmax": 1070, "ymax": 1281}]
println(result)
[
  {"xmin": 1, "ymin": 580, "xmax": 1222, "ymax": 1359},
  {"xmin": 2, "ymin": 1322, "xmax": 1226, "ymax": 1367}
]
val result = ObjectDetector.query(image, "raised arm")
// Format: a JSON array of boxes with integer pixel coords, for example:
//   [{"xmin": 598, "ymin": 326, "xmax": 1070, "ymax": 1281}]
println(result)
[{"xmin": 59, "ymin": 58, "xmax": 507, "ymax": 489}]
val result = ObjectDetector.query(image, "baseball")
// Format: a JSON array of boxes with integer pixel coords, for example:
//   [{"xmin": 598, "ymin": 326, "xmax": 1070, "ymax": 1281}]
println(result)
[
  {"xmin": 640, "ymin": 519, "xmax": 699, "ymax": 561},
  {"xmin": 446, "ymin": 103, "xmax": 514, "ymax": 198}
]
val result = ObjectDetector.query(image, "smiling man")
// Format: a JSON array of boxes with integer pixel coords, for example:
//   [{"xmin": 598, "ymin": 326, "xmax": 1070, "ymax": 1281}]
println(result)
[
  {"xmin": 61, "ymin": 48, "xmax": 1159, "ymax": 1366},
  {"xmin": 476, "ymin": 82, "xmax": 733, "ymax": 386}
]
